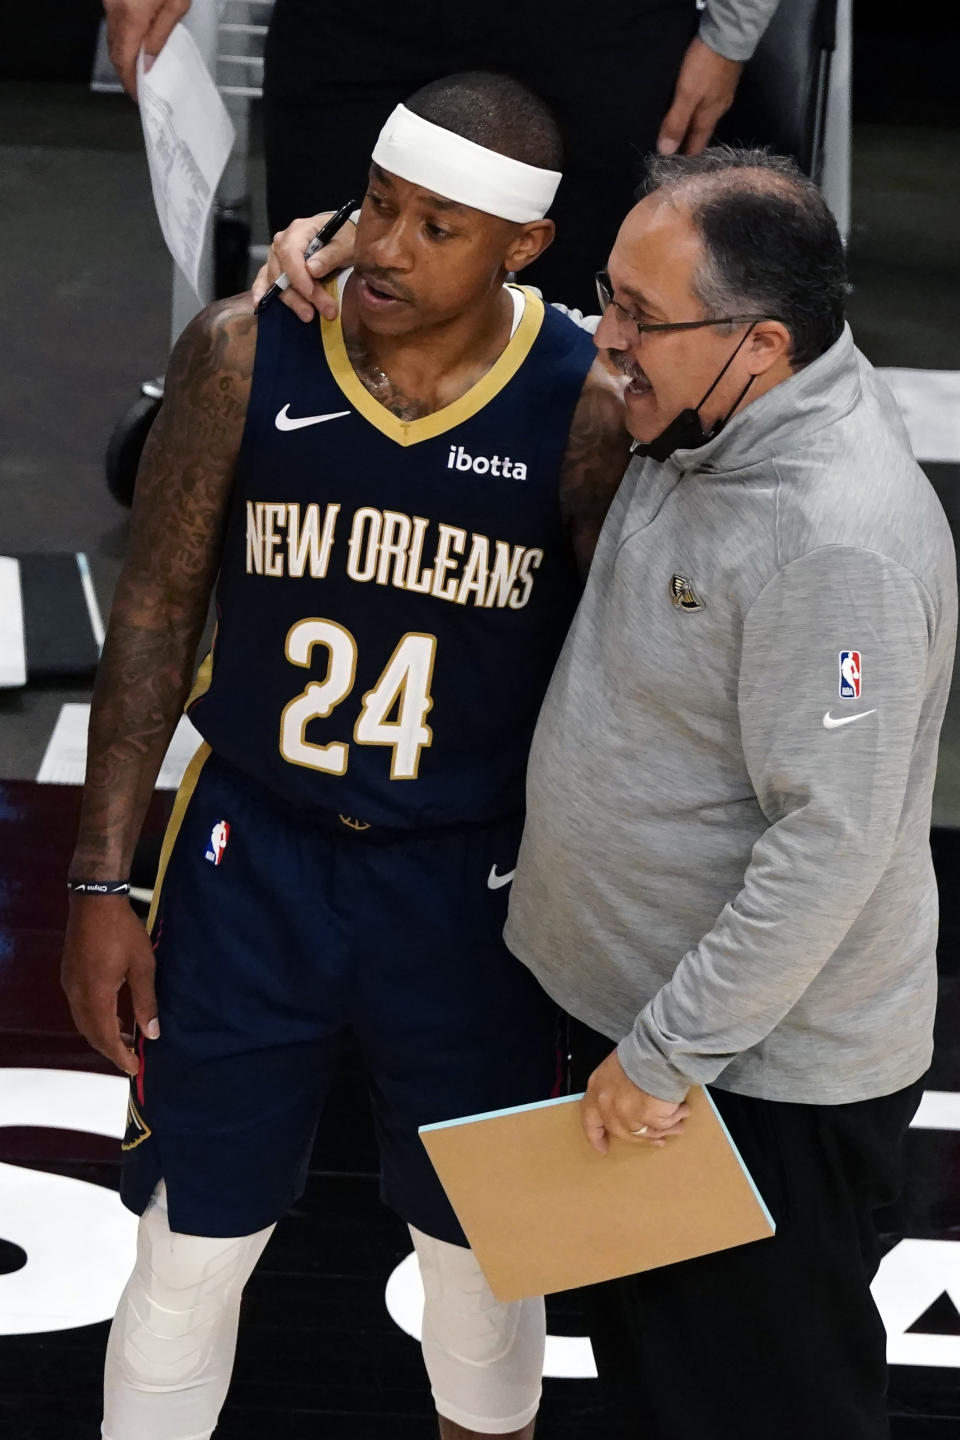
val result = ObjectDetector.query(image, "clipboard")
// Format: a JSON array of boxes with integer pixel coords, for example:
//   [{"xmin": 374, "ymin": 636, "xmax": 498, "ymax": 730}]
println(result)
[{"xmin": 420, "ymin": 1087, "xmax": 774, "ymax": 1302}]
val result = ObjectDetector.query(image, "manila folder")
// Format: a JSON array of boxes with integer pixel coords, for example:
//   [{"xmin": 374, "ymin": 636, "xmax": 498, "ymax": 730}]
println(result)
[{"xmin": 420, "ymin": 1088, "xmax": 774, "ymax": 1303}]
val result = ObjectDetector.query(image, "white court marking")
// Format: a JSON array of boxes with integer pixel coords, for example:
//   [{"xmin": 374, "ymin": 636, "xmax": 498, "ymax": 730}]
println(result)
[
  {"xmin": 910, "ymin": 1090, "xmax": 960, "ymax": 1131},
  {"xmin": 37, "ymin": 703, "xmax": 202, "ymax": 788},
  {"xmin": 0, "ymin": 1069, "xmax": 137, "ymax": 1335},
  {"xmin": 0, "ymin": 557, "xmax": 26, "ymax": 689},
  {"xmin": 873, "ymin": 1240, "xmax": 960, "ymax": 1369}
]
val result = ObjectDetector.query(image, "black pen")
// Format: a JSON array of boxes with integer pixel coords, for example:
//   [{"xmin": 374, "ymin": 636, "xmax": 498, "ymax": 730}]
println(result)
[{"xmin": 257, "ymin": 198, "xmax": 360, "ymax": 312}]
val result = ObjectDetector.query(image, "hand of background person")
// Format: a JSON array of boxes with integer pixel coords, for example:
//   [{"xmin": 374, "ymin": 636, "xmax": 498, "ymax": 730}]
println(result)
[
  {"xmin": 581, "ymin": 1048, "xmax": 690, "ymax": 1154},
  {"xmin": 103, "ymin": 0, "xmax": 191, "ymax": 98},
  {"xmin": 250, "ymin": 213, "xmax": 359, "ymax": 322},
  {"xmin": 657, "ymin": 35, "xmax": 745, "ymax": 156},
  {"xmin": 61, "ymin": 896, "xmax": 159, "ymax": 1076}
]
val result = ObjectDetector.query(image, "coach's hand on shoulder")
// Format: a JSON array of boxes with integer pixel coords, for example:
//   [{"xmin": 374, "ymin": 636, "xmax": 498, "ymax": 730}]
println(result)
[
  {"xmin": 581, "ymin": 1049, "xmax": 690, "ymax": 1154},
  {"xmin": 251, "ymin": 212, "xmax": 357, "ymax": 323},
  {"xmin": 657, "ymin": 35, "xmax": 744, "ymax": 156},
  {"xmin": 61, "ymin": 896, "xmax": 159, "ymax": 1077}
]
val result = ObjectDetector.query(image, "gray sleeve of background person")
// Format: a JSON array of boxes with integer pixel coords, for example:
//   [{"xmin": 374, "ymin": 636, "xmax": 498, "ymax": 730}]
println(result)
[
  {"xmin": 617, "ymin": 545, "xmax": 937, "ymax": 1102},
  {"xmin": 699, "ymin": 0, "xmax": 783, "ymax": 62}
]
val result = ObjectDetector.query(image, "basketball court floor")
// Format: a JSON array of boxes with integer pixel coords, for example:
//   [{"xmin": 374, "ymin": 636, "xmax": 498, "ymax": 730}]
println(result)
[{"xmin": 1, "ymin": 80, "xmax": 960, "ymax": 1439}]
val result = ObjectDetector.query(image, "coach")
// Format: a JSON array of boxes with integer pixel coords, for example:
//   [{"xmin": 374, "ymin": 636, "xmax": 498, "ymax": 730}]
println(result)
[{"xmin": 504, "ymin": 148, "xmax": 958, "ymax": 1439}]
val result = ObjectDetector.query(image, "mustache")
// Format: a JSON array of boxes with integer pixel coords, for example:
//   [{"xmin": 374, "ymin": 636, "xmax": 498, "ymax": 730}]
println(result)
[
  {"xmin": 608, "ymin": 349, "xmax": 646, "ymax": 381},
  {"xmin": 354, "ymin": 265, "xmax": 415, "ymax": 304}
]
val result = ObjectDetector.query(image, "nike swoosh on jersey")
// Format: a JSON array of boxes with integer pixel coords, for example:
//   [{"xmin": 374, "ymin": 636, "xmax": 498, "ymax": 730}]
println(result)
[
  {"xmin": 275, "ymin": 404, "xmax": 351, "ymax": 431},
  {"xmin": 487, "ymin": 865, "xmax": 516, "ymax": 890},
  {"xmin": 822, "ymin": 709, "xmax": 878, "ymax": 729}
]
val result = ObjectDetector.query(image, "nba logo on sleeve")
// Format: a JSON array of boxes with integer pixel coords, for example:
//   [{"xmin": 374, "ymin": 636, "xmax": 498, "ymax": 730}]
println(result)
[
  {"xmin": 205, "ymin": 820, "xmax": 231, "ymax": 866},
  {"xmin": 839, "ymin": 651, "xmax": 862, "ymax": 699}
]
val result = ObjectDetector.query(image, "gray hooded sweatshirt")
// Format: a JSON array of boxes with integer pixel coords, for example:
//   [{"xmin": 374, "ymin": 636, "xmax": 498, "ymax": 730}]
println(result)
[{"xmin": 504, "ymin": 325, "xmax": 958, "ymax": 1105}]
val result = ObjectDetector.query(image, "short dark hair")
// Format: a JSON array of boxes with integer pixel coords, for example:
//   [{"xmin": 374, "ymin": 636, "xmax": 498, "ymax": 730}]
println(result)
[
  {"xmin": 642, "ymin": 147, "xmax": 846, "ymax": 366},
  {"xmin": 405, "ymin": 72, "xmax": 563, "ymax": 176}
]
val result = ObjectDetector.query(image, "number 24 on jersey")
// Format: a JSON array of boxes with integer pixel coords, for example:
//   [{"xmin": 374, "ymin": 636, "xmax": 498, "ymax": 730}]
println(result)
[{"xmin": 279, "ymin": 618, "xmax": 436, "ymax": 780}]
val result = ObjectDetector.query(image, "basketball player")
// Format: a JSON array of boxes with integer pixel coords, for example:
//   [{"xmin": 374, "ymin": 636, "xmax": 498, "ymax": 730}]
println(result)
[{"xmin": 61, "ymin": 73, "xmax": 630, "ymax": 1440}]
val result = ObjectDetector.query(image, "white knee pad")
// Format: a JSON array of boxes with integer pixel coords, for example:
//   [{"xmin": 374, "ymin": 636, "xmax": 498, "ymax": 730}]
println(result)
[
  {"xmin": 410, "ymin": 1225, "xmax": 544, "ymax": 1434},
  {"xmin": 102, "ymin": 1183, "xmax": 274, "ymax": 1440}
]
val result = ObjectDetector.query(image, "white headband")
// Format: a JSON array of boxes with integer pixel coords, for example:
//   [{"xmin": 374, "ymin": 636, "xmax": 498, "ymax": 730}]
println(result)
[{"xmin": 371, "ymin": 104, "xmax": 561, "ymax": 223}]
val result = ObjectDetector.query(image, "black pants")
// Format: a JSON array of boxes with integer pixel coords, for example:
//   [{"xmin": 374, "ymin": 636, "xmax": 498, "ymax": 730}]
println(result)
[
  {"xmin": 261, "ymin": 0, "xmax": 699, "ymax": 313},
  {"xmin": 570, "ymin": 1021, "xmax": 924, "ymax": 1440}
]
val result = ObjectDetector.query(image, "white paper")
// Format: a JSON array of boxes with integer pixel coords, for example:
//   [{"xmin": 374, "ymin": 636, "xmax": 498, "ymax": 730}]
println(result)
[
  {"xmin": 137, "ymin": 24, "xmax": 235, "ymax": 296},
  {"xmin": 878, "ymin": 368, "xmax": 960, "ymax": 465},
  {"xmin": 37, "ymin": 703, "xmax": 203, "ymax": 791}
]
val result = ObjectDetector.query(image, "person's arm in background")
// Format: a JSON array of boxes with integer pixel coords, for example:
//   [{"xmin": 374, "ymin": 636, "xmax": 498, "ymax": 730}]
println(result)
[
  {"xmin": 103, "ymin": 0, "xmax": 191, "ymax": 97},
  {"xmin": 657, "ymin": 0, "xmax": 782, "ymax": 155}
]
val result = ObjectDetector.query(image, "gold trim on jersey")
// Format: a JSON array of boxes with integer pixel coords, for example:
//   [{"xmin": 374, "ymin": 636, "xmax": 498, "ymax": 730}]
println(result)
[
  {"xmin": 185, "ymin": 622, "xmax": 218, "ymax": 711},
  {"xmin": 321, "ymin": 283, "xmax": 545, "ymax": 447},
  {"xmin": 185, "ymin": 650, "xmax": 214, "ymax": 709},
  {"xmin": 121, "ymin": 1091, "xmax": 153, "ymax": 1152},
  {"xmin": 146, "ymin": 742, "xmax": 212, "ymax": 933}
]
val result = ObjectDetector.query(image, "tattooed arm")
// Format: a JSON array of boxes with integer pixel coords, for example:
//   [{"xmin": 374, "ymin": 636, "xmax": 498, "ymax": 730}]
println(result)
[
  {"xmin": 61, "ymin": 295, "xmax": 256, "ymax": 1074},
  {"xmin": 560, "ymin": 358, "xmax": 632, "ymax": 576}
]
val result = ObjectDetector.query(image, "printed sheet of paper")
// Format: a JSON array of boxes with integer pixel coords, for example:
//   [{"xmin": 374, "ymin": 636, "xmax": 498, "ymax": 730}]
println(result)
[
  {"xmin": 37, "ymin": 704, "xmax": 203, "ymax": 791},
  {"xmin": 137, "ymin": 23, "xmax": 234, "ymax": 296},
  {"xmin": 421, "ymin": 1088, "xmax": 774, "ymax": 1303}
]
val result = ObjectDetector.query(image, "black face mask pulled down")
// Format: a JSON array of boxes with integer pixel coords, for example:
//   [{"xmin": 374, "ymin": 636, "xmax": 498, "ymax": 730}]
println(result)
[{"xmin": 630, "ymin": 323, "xmax": 758, "ymax": 463}]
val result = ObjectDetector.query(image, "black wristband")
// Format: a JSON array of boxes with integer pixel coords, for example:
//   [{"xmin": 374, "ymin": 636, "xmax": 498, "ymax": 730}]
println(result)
[{"xmin": 67, "ymin": 879, "xmax": 131, "ymax": 896}]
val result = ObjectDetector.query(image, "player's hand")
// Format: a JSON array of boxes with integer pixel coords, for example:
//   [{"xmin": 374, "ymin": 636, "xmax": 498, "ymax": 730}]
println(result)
[
  {"xmin": 61, "ymin": 895, "xmax": 159, "ymax": 1076},
  {"xmin": 581, "ymin": 1049, "xmax": 690, "ymax": 1154},
  {"xmin": 103, "ymin": 0, "xmax": 191, "ymax": 99},
  {"xmin": 250, "ymin": 212, "xmax": 358, "ymax": 322},
  {"xmin": 657, "ymin": 35, "xmax": 744, "ymax": 156}
]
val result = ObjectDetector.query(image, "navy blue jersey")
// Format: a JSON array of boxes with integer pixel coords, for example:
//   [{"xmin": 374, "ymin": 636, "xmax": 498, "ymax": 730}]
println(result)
[{"xmin": 188, "ymin": 283, "xmax": 595, "ymax": 829}]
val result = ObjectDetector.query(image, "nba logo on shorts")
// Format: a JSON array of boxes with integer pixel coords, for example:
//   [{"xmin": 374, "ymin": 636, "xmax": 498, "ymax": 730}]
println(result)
[
  {"xmin": 205, "ymin": 820, "xmax": 230, "ymax": 866},
  {"xmin": 839, "ymin": 651, "xmax": 862, "ymax": 699}
]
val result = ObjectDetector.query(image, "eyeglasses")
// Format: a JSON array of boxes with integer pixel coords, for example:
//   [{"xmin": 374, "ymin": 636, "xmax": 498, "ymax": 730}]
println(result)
[{"xmin": 595, "ymin": 271, "xmax": 775, "ymax": 340}]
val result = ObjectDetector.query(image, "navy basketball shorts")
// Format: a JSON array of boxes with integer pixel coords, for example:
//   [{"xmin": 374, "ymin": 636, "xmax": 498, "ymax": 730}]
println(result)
[{"xmin": 121, "ymin": 747, "xmax": 561, "ymax": 1244}]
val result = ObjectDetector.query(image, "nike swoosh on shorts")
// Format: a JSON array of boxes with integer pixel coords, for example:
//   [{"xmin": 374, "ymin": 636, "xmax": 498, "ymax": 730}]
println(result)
[
  {"xmin": 275, "ymin": 405, "xmax": 351, "ymax": 431},
  {"xmin": 487, "ymin": 865, "xmax": 516, "ymax": 890},
  {"xmin": 822, "ymin": 709, "xmax": 878, "ymax": 729}
]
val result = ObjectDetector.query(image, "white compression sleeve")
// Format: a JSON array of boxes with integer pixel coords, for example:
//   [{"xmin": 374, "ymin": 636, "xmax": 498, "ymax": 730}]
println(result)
[
  {"xmin": 410, "ymin": 1225, "xmax": 545, "ymax": 1434},
  {"xmin": 102, "ymin": 1184, "xmax": 275, "ymax": 1440}
]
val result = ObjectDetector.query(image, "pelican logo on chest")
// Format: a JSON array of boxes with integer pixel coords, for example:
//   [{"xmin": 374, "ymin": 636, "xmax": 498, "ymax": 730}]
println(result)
[{"xmin": 669, "ymin": 574, "xmax": 705, "ymax": 612}]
